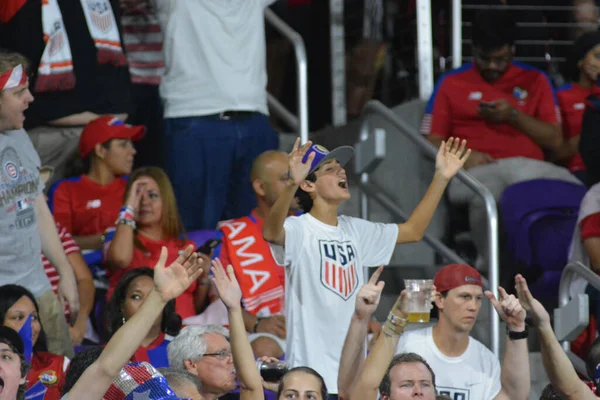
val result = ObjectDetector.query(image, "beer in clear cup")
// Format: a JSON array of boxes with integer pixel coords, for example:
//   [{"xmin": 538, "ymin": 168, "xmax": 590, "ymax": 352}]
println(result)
[{"xmin": 404, "ymin": 279, "xmax": 434, "ymax": 323}]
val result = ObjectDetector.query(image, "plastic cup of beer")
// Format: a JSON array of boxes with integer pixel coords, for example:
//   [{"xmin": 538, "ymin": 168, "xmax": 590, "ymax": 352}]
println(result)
[{"xmin": 404, "ymin": 279, "xmax": 434, "ymax": 323}]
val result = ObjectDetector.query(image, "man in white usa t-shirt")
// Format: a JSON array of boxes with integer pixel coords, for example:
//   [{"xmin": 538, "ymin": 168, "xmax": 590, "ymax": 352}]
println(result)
[
  {"xmin": 263, "ymin": 137, "xmax": 471, "ymax": 395},
  {"xmin": 395, "ymin": 264, "xmax": 530, "ymax": 400}
]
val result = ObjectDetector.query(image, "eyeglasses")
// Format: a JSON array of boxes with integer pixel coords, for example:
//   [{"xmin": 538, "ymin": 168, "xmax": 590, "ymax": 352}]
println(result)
[{"xmin": 202, "ymin": 350, "xmax": 233, "ymax": 360}]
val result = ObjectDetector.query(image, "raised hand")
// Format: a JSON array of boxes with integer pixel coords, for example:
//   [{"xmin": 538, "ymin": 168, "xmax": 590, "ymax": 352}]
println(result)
[
  {"xmin": 355, "ymin": 266, "xmax": 385, "ymax": 320},
  {"xmin": 435, "ymin": 137, "xmax": 471, "ymax": 180},
  {"xmin": 485, "ymin": 286, "xmax": 526, "ymax": 331},
  {"xmin": 154, "ymin": 245, "xmax": 204, "ymax": 302},
  {"xmin": 125, "ymin": 177, "xmax": 153, "ymax": 212},
  {"xmin": 514, "ymin": 274, "xmax": 550, "ymax": 328},
  {"xmin": 288, "ymin": 138, "xmax": 315, "ymax": 186},
  {"xmin": 211, "ymin": 258, "xmax": 242, "ymax": 311}
]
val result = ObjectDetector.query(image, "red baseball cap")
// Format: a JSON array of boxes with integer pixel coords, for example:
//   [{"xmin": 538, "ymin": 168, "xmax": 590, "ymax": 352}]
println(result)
[
  {"xmin": 79, "ymin": 116, "xmax": 146, "ymax": 158},
  {"xmin": 434, "ymin": 264, "xmax": 482, "ymax": 293}
]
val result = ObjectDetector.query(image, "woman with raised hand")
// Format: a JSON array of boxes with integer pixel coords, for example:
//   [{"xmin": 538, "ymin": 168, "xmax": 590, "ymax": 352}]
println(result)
[
  {"xmin": 63, "ymin": 244, "xmax": 204, "ymax": 399},
  {"xmin": 211, "ymin": 258, "xmax": 265, "ymax": 400},
  {"xmin": 105, "ymin": 167, "xmax": 212, "ymax": 319}
]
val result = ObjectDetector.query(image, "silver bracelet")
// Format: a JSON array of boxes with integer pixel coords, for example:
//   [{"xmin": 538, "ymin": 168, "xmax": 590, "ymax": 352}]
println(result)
[{"xmin": 116, "ymin": 218, "xmax": 136, "ymax": 230}]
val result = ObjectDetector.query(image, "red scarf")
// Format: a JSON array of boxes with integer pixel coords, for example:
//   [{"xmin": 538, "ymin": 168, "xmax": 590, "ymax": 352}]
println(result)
[{"xmin": 219, "ymin": 215, "xmax": 284, "ymax": 316}]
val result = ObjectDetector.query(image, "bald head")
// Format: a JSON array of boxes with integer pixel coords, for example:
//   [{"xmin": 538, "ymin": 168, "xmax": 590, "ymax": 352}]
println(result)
[
  {"xmin": 251, "ymin": 150, "xmax": 299, "ymax": 211},
  {"xmin": 250, "ymin": 150, "xmax": 288, "ymax": 183}
]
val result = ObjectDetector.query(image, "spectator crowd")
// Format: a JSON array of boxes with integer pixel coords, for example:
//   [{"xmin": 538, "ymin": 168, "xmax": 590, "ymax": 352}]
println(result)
[{"xmin": 1, "ymin": 1, "xmax": 600, "ymax": 400}]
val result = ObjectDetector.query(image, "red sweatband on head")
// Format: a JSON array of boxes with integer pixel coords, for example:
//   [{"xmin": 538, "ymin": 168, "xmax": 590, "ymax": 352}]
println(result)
[{"xmin": 0, "ymin": 64, "xmax": 27, "ymax": 91}]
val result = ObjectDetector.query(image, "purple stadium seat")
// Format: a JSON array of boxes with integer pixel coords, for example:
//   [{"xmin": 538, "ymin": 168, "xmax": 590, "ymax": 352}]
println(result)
[{"xmin": 500, "ymin": 179, "xmax": 587, "ymax": 298}]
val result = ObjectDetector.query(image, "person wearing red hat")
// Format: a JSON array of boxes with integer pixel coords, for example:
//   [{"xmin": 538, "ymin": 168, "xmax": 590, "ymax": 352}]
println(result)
[
  {"xmin": 48, "ymin": 116, "xmax": 145, "ymax": 251},
  {"xmin": 263, "ymin": 137, "xmax": 470, "ymax": 397},
  {"xmin": 391, "ymin": 264, "xmax": 530, "ymax": 400}
]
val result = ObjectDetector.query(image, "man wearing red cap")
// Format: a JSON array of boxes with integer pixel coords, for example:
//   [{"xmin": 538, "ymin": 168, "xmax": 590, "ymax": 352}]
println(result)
[
  {"xmin": 394, "ymin": 264, "xmax": 530, "ymax": 400},
  {"xmin": 48, "ymin": 116, "xmax": 145, "ymax": 251}
]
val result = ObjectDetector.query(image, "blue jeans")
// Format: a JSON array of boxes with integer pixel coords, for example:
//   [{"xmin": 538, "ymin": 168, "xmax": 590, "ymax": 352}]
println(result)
[{"xmin": 163, "ymin": 113, "xmax": 279, "ymax": 230}]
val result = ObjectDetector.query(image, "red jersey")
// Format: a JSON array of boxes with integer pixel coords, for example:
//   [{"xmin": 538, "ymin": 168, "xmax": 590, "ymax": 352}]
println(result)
[
  {"xmin": 48, "ymin": 175, "xmax": 127, "ymax": 237},
  {"xmin": 106, "ymin": 235, "xmax": 197, "ymax": 319},
  {"xmin": 422, "ymin": 62, "xmax": 560, "ymax": 160},
  {"xmin": 25, "ymin": 352, "xmax": 69, "ymax": 400},
  {"xmin": 556, "ymin": 83, "xmax": 600, "ymax": 172},
  {"xmin": 131, "ymin": 333, "xmax": 172, "ymax": 368}
]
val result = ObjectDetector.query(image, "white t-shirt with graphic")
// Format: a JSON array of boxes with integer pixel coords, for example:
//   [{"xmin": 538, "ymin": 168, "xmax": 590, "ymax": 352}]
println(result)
[
  {"xmin": 395, "ymin": 327, "xmax": 501, "ymax": 400},
  {"xmin": 283, "ymin": 213, "xmax": 398, "ymax": 394}
]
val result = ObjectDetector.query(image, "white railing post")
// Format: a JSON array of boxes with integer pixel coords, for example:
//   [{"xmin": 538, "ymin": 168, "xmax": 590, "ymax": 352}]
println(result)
[
  {"xmin": 452, "ymin": 0, "xmax": 462, "ymax": 69},
  {"xmin": 330, "ymin": 0, "xmax": 347, "ymax": 127},
  {"xmin": 416, "ymin": 0, "xmax": 434, "ymax": 101}
]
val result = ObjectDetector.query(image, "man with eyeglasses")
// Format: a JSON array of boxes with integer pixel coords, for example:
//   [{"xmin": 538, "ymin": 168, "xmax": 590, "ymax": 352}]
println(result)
[
  {"xmin": 167, "ymin": 325, "xmax": 237, "ymax": 400},
  {"xmin": 422, "ymin": 9, "xmax": 582, "ymax": 270}
]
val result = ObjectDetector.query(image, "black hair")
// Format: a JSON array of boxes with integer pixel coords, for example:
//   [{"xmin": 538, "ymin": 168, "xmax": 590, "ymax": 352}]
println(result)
[
  {"xmin": 277, "ymin": 366, "xmax": 327, "ymax": 399},
  {"xmin": 471, "ymin": 9, "xmax": 516, "ymax": 52},
  {"xmin": 82, "ymin": 139, "xmax": 113, "ymax": 172},
  {"xmin": 539, "ymin": 383, "xmax": 567, "ymax": 400},
  {"xmin": 379, "ymin": 352, "xmax": 437, "ymax": 396},
  {"xmin": 296, "ymin": 171, "xmax": 317, "ymax": 213},
  {"xmin": 61, "ymin": 346, "xmax": 104, "ymax": 396},
  {"xmin": 104, "ymin": 268, "xmax": 181, "ymax": 341},
  {"xmin": 586, "ymin": 336, "xmax": 600, "ymax": 380},
  {"xmin": 0, "ymin": 284, "xmax": 48, "ymax": 353}
]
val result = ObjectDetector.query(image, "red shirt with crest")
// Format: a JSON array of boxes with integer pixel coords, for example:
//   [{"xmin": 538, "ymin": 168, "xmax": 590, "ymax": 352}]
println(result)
[
  {"xmin": 26, "ymin": 352, "xmax": 69, "ymax": 400},
  {"xmin": 422, "ymin": 62, "xmax": 560, "ymax": 160}
]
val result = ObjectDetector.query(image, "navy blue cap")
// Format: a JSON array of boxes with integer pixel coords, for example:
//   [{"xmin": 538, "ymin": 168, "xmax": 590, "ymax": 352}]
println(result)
[{"xmin": 301, "ymin": 144, "xmax": 354, "ymax": 174}]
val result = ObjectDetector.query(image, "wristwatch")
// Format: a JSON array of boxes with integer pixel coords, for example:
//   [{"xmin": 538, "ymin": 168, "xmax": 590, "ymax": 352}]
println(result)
[{"xmin": 506, "ymin": 325, "xmax": 529, "ymax": 340}]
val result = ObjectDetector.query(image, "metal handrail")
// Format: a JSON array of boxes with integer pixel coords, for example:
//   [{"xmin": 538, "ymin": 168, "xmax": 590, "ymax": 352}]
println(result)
[
  {"xmin": 359, "ymin": 100, "xmax": 501, "ymax": 356},
  {"xmin": 451, "ymin": 0, "xmax": 462, "ymax": 69},
  {"xmin": 357, "ymin": 180, "xmax": 469, "ymax": 267},
  {"xmin": 558, "ymin": 262, "xmax": 600, "ymax": 376},
  {"xmin": 264, "ymin": 8, "xmax": 309, "ymax": 144}
]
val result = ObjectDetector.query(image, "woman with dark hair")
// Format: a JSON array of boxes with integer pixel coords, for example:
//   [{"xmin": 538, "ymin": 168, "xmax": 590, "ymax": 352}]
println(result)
[
  {"xmin": 104, "ymin": 267, "xmax": 181, "ymax": 368},
  {"xmin": 105, "ymin": 166, "xmax": 211, "ymax": 320},
  {"xmin": 0, "ymin": 284, "xmax": 69, "ymax": 400},
  {"xmin": 277, "ymin": 366, "xmax": 328, "ymax": 400},
  {"xmin": 555, "ymin": 32, "xmax": 600, "ymax": 186}
]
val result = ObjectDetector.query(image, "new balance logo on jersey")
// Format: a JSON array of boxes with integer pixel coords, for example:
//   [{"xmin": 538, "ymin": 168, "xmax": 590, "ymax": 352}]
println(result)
[
  {"xmin": 86, "ymin": 199, "xmax": 101, "ymax": 209},
  {"xmin": 319, "ymin": 240, "xmax": 358, "ymax": 300}
]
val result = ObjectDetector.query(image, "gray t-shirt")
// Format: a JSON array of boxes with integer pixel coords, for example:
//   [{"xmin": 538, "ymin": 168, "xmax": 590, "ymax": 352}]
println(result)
[{"xmin": 0, "ymin": 129, "xmax": 50, "ymax": 297}]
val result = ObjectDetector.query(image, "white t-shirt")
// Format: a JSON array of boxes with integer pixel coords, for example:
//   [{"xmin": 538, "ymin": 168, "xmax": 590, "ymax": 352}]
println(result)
[
  {"xmin": 157, "ymin": 0, "xmax": 276, "ymax": 118},
  {"xmin": 395, "ymin": 327, "xmax": 501, "ymax": 400},
  {"xmin": 283, "ymin": 214, "xmax": 398, "ymax": 394}
]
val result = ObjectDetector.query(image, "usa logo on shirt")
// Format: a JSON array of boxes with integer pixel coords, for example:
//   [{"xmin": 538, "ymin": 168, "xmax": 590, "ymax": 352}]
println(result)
[{"xmin": 319, "ymin": 240, "xmax": 359, "ymax": 300}]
